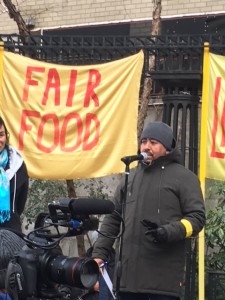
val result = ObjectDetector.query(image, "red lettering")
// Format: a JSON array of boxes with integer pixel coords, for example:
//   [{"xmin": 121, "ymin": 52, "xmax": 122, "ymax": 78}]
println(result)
[
  {"xmin": 19, "ymin": 110, "xmax": 100, "ymax": 153},
  {"xmin": 41, "ymin": 68, "xmax": 61, "ymax": 106},
  {"xmin": 22, "ymin": 66, "xmax": 45, "ymax": 102},
  {"xmin": 37, "ymin": 114, "xmax": 59, "ymax": 153},
  {"xmin": 83, "ymin": 113, "xmax": 100, "ymax": 150},
  {"xmin": 83, "ymin": 69, "xmax": 101, "ymax": 107},
  {"xmin": 66, "ymin": 70, "xmax": 78, "ymax": 107},
  {"xmin": 211, "ymin": 77, "xmax": 225, "ymax": 158},
  {"xmin": 60, "ymin": 113, "xmax": 83, "ymax": 152},
  {"xmin": 19, "ymin": 110, "xmax": 41, "ymax": 150},
  {"xmin": 22, "ymin": 67, "xmax": 102, "ymax": 107},
  {"xmin": 221, "ymin": 101, "xmax": 225, "ymax": 147}
]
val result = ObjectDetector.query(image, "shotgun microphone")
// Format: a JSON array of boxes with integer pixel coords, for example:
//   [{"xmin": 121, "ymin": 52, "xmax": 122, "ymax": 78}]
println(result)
[
  {"xmin": 49, "ymin": 198, "xmax": 115, "ymax": 216},
  {"xmin": 69, "ymin": 198, "xmax": 115, "ymax": 215}
]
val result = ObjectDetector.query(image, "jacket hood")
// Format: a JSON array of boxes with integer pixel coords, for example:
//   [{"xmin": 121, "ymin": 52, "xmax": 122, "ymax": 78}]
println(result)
[
  {"xmin": 164, "ymin": 146, "xmax": 182, "ymax": 164},
  {"xmin": 5, "ymin": 146, "xmax": 24, "ymax": 180}
]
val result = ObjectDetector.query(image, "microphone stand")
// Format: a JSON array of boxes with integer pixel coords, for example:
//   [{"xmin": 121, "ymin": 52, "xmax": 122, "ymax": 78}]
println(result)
[{"xmin": 115, "ymin": 157, "xmax": 132, "ymax": 300}]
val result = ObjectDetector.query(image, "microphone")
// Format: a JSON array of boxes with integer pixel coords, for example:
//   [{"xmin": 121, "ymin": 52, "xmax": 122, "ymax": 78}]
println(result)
[
  {"xmin": 55, "ymin": 198, "xmax": 115, "ymax": 215},
  {"xmin": 121, "ymin": 152, "xmax": 148, "ymax": 164}
]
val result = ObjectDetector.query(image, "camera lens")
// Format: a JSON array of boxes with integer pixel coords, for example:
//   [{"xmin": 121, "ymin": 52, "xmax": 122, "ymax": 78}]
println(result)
[{"xmin": 48, "ymin": 256, "xmax": 99, "ymax": 289}]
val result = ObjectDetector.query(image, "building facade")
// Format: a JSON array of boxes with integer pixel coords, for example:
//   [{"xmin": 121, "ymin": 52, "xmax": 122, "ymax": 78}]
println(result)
[{"xmin": 0, "ymin": 0, "xmax": 225, "ymax": 35}]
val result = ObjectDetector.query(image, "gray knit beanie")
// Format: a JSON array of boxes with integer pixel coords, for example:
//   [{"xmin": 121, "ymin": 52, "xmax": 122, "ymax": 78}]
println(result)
[
  {"xmin": 0, "ymin": 229, "xmax": 25, "ymax": 289},
  {"xmin": 140, "ymin": 121, "xmax": 175, "ymax": 151}
]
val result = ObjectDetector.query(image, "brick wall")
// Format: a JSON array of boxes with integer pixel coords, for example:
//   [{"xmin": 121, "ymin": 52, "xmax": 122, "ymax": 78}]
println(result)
[{"xmin": 0, "ymin": 0, "xmax": 225, "ymax": 34}]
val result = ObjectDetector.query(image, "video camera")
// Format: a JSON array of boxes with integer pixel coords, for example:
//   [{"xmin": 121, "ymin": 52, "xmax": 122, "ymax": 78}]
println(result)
[{"xmin": 5, "ymin": 197, "xmax": 115, "ymax": 300}]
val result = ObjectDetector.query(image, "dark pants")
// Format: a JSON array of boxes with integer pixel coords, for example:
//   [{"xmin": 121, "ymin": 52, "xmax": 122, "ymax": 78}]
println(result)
[{"xmin": 119, "ymin": 292, "xmax": 180, "ymax": 300}]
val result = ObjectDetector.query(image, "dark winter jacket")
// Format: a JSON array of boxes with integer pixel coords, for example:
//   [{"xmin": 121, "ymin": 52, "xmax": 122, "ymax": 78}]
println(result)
[
  {"xmin": 92, "ymin": 147, "xmax": 205, "ymax": 297},
  {"xmin": 0, "ymin": 146, "xmax": 29, "ymax": 233}
]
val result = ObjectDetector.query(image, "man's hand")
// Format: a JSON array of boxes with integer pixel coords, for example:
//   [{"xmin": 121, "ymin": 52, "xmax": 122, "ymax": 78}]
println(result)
[
  {"xmin": 141, "ymin": 219, "xmax": 168, "ymax": 243},
  {"xmin": 94, "ymin": 258, "xmax": 104, "ymax": 267},
  {"xmin": 92, "ymin": 258, "xmax": 104, "ymax": 292}
]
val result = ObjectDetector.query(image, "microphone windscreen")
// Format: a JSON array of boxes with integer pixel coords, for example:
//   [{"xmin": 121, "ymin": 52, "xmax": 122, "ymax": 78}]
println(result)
[
  {"xmin": 69, "ymin": 198, "xmax": 115, "ymax": 215},
  {"xmin": 140, "ymin": 152, "xmax": 148, "ymax": 160}
]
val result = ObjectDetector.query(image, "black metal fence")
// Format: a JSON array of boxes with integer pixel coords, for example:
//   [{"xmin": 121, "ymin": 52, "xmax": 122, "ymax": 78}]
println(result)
[
  {"xmin": 1, "ymin": 33, "xmax": 225, "ymax": 72},
  {"xmin": 207, "ymin": 271, "xmax": 225, "ymax": 300}
]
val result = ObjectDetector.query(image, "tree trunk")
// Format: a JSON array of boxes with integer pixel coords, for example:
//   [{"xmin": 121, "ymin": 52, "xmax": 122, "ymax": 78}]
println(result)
[
  {"xmin": 137, "ymin": 0, "xmax": 162, "ymax": 140},
  {"xmin": 3, "ymin": 0, "xmax": 30, "ymax": 36}
]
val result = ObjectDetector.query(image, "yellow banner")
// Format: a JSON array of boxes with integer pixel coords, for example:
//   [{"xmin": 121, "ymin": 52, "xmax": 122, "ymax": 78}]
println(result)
[
  {"xmin": 204, "ymin": 52, "xmax": 225, "ymax": 180},
  {"xmin": 0, "ymin": 50, "xmax": 144, "ymax": 179}
]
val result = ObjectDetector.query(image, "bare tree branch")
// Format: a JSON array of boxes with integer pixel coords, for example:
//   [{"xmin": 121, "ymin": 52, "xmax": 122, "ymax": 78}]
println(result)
[
  {"xmin": 3, "ymin": 0, "xmax": 30, "ymax": 36},
  {"xmin": 137, "ymin": 0, "xmax": 162, "ymax": 141}
]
